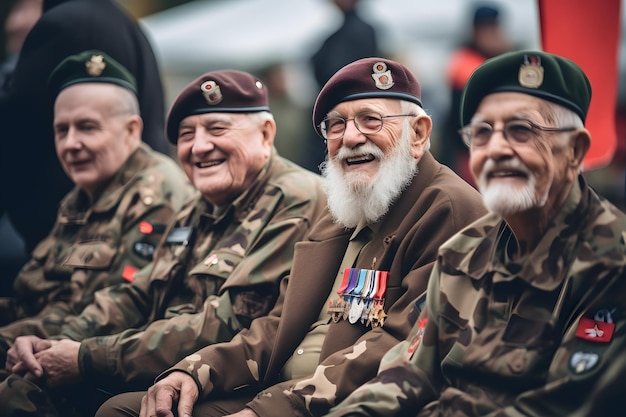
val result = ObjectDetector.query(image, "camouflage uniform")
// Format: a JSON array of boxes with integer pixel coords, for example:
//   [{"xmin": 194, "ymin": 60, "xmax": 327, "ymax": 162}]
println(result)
[
  {"xmin": 0, "ymin": 143, "xmax": 193, "ymax": 348},
  {"xmin": 99, "ymin": 152, "xmax": 486, "ymax": 417},
  {"xmin": 327, "ymin": 175, "xmax": 626, "ymax": 417},
  {"xmin": 0, "ymin": 151, "xmax": 325, "ymax": 417}
]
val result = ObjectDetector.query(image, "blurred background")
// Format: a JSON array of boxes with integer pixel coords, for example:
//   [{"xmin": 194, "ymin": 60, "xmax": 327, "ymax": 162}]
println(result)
[{"xmin": 0, "ymin": 0, "xmax": 624, "ymax": 208}]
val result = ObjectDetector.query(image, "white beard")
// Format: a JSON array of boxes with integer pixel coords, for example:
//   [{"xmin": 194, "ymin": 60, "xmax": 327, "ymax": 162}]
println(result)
[
  {"xmin": 478, "ymin": 158, "xmax": 549, "ymax": 216},
  {"xmin": 321, "ymin": 129, "xmax": 418, "ymax": 228}
]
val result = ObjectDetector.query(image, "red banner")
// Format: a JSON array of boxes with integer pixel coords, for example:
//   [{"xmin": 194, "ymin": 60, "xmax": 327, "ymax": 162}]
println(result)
[{"xmin": 539, "ymin": 0, "xmax": 621, "ymax": 169}]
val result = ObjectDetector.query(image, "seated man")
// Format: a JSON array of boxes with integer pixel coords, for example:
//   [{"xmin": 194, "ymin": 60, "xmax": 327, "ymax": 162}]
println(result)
[
  {"xmin": 325, "ymin": 50, "xmax": 626, "ymax": 416},
  {"xmin": 0, "ymin": 68, "xmax": 326, "ymax": 417},
  {"xmin": 98, "ymin": 57, "xmax": 487, "ymax": 417},
  {"xmin": 0, "ymin": 50, "xmax": 193, "ymax": 346}
]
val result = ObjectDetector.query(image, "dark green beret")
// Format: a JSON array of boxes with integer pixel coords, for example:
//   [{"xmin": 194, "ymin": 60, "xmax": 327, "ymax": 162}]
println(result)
[
  {"xmin": 48, "ymin": 50, "xmax": 137, "ymax": 99},
  {"xmin": 312, "ymin": 57, "xmax": 423, "ymax": 137},
  {"xmin": 460, "ymin": 50, "xmax": 592, "ymax": 126},
  {"xmin": 166, "ymin": 70, "xmax": 270, "ymax": 144}
]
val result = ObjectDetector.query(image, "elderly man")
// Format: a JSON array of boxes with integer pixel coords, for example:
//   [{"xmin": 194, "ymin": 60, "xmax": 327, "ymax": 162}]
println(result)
[
  {"xmin": 0, "ymin": 69, "xmax": 325, "ymax": 417},
  {"xmin": 325, "ymin": 50, "xmax": 626, "ymax": 416},
  {"xmin": 97, "ymin": 57, "xmax": 487, "ymax": 417},
  {"xmin": 0, "ymin": 50, "xmax": 193, "ymax": 352}
]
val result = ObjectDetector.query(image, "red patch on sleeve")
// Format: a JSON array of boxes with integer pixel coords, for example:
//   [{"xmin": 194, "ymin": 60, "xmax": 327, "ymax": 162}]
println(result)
[
  {"xmin": 122, "ymin": 265, "xmax": 138, "ymax": 283},
  {"xmin": 575, "ymin": 317, "xmax": 615, "ymax": 343}
]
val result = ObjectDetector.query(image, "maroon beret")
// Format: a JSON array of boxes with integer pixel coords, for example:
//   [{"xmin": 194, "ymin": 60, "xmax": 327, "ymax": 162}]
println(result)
[
  {"xmin": 166, "ymin": 69, "xmax": 270, "ymax": 143},
  {"xmin": 312, "ymin": 57, "xmax": 423, "ymax": 137}
]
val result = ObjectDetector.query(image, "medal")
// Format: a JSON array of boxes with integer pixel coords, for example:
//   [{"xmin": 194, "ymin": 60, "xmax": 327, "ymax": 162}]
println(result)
[
  {"xmin": 361, "ymin": 270, "xmax": 377, "ymax": 323},
  {"xmin": 342, "ymin": 269, "xmax": 360, "ymax": 320},
  {"xmin": 367, "ymin": 271, "xmax": 388, "ymax": 328},
  {"xmin": 347, "ymin": 269, "xmax": 368, "ymax": 323},
  {"xmin": 349, "ymin": 299, "xmax": 364, "ymax": 324},
  {"xmin": 327, "ymin": 268, "xmax": 351, "ymax": 322}
]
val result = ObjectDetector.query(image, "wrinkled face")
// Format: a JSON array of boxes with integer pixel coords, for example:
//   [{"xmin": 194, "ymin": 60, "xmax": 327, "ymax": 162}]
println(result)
[
  {"xmin": 176, "ymin": 112, "xmax": 273, "ymax": 205},
  {"xmin": 321, "ymin": 98, "xmax": 428, "ymax": 227},
  {"xmin": 325, "ymin": 98, "xmax": 424, "ymax": 189},
  {"xmin": 469, "ymin": 92, "xmax": 576, "ymax": 218},
  {"xmin": 54, "ymin": 84, "xmax": 139, "ymax": 199}
]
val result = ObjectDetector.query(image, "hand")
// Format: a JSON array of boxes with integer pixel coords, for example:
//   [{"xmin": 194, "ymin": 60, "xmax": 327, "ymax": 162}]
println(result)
[
  {"xmin": 5, "ymin": 335, "xmax": 51, "ymax": 378},
  {"xmin": 28, "ymin": 339, "xmax": 81, "ymax": 386},
  {"xmin": 224, "ymin": 409, "xmax": 260, "ymax": 417},
  {"xmin": 140, "ymin": 371, "xmax": 199, "ymax": 417}
]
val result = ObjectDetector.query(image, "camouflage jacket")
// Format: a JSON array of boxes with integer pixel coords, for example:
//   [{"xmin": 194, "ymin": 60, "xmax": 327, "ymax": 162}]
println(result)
[
  {"xmin": 161, "ymin": 152, "xmax": 487, "ymax": 416},
  {"xmin": 328, "ymin": 176, "xmax": 626, "ymax": 417},
  {"xmin": 0, "ymin": 143, "xmax": 193, "ymax": 341},
  {"xmin": 57, "ymin": 151, "xmax": 326, "ymax": 392}
]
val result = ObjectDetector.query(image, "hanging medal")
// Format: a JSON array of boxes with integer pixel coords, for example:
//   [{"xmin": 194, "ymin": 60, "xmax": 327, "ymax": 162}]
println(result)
[
  {"xmin": 342, "ymin": 268, "xmax": 360, "ymax": 320},
  {"xmin": 348, "ymin": 269, "xmax": 368, "ymax": 323},
  {"xmin": 368, "ymin": 271, "xmax": 388, "ymax": 328},
  {"xmin": 327, "ymin": 268, "xmax": 351, "ymax": 322},
  {"xmin": 361, "ymin": 269, "xmax": 378, "ymax": 323}
]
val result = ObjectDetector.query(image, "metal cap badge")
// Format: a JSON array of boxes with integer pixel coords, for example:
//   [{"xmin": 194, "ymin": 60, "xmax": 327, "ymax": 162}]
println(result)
[
  {"xmin": 371, "ymin": 62, "xmax": 394, "ymax": 90},
  {"xmin": 85, "ymin": 54, "xmax": 106, "ymax": 77},
  {"xmin": 201, "ymin": 80, "xmax": 223, "ymax": 105},
  {"xmin": 518, "ymin": 55, "xmax": 544, "ymax": 88}
]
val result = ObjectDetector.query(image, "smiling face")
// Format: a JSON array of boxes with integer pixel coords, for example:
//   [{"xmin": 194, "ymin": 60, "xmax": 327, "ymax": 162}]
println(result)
[
  {"xmin": 53, "ymin": 83, "xmax": 141, "ymax": 200},
  {"xmin": 469, "ymin": 92, "xmax": 583, "ymax": 221},
  {"xmin": 176, "ymin": 112, "xmax": 275, "ymax": 205},
  {"xmin": 321, "ymin": 98, "xmax": 431, "ymax": 227},
  {"xmin": 325, "ymin": 98, "xmax": 427, "ymax": 187}
]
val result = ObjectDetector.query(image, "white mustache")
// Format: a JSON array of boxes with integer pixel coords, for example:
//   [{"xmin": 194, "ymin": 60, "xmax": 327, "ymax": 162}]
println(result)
[
  {"xmin": 332, "ymin": 142, "xmax": 385, "ymax": 162},
  {"xmin": 480, "ymin": 157, "xmax": 531, "ymax": 179}
]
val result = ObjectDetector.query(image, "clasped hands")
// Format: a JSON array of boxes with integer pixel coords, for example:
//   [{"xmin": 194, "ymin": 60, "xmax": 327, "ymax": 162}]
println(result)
[{"xmin": 4, "ymin": 335, "xmax": 81, "ymax": 386}]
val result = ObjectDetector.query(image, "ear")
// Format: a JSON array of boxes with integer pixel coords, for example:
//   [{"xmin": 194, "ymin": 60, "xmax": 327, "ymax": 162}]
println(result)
[
  {"xmin": 570, "ymin": 128, "xmax": 591, "ymax": 169},
  {"xmin": 410, "ymin": 114, "xmax": 433, "ymax": 160},
  {"xmin": 260, "ymin": 118, "xmax": 277, "ymax": 148},
  {"xmin": 126, "ymin": 115, "xmax": 143, "ymax": 139}
]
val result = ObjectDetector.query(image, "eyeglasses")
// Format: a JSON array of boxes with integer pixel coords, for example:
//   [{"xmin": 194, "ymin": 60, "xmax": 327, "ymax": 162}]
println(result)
[
  {"xmin": 319, "ymin": 111, "xmax": 417, "ymax": 140},
  {"xmin": 459, "ymin": 119, "xmax": 578, "ymax": 148}
]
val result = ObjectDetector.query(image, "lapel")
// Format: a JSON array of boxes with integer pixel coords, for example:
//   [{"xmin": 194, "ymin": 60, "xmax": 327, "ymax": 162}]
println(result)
[{"xmin": 264, "ymin": 218, "xmax": 351, "ymax": 382}]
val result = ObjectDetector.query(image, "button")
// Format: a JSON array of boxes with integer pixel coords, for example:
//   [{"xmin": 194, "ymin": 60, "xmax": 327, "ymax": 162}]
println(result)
[{"xmin": 297, "ymin": 349, "xmax": 304, "ymax": 355}]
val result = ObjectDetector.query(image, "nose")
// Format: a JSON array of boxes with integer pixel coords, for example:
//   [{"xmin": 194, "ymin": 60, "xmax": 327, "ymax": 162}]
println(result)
[
  {"xmin": 485, "ymin": 128, "xmax": 514, "ymax": 160},
  {"xmin": 191, "ymin": 129, "xmax": 216, "ymax": 154},
  {"xmin": 341, "ymin": 119, "xmax": 367, "ymax": 148},
  {"xmin": 63, "ymin": 128, "xmax": 83, "ymax": 150}
]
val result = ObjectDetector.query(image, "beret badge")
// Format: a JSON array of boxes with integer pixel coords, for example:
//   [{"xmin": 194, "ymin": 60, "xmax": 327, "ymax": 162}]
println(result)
[
  {"xmin": 201, "ymin": 80, "xmax": 223, "ymax": 105},
  {"xmin": 371, "ymin": 61, "xmax": 394, "ymax": 90},
  {"xmin": 518, "ymin": 55, "xmax": 544, "ymax": 89},
  {"xmin": 85, "ymin": 54, "xmax": 106, "ymax": 77}
]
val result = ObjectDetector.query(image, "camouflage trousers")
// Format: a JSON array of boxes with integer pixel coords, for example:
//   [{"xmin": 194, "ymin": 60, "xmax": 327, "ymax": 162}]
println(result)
[{"xmin": 0, "ymin": 370, "xmax": 109, "ymax": 417}]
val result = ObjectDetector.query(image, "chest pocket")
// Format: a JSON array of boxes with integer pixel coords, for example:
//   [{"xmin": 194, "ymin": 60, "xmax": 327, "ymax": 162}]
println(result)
[
  {"xmin": 442, "ymin": 313, "xmax": 556, "ymax": 384},
  {"xmin": 187, "ymin": 249, "xmax": 243, "ymax": 284},
  {"xmin": 63, "ymin": 242, "xmax": 117, "ymax": 270},
  {"xmin": 157, "ymin": 250, "xmax": 243, "ymax": 319},
  {"xmin": 59, "ymin": 241, "xmax": 119, "ymax": 310}
]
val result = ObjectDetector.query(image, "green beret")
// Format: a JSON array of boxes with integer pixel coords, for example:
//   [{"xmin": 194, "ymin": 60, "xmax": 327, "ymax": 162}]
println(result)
[
  {"xmin": 460, "ymin": 50, "xmax": 592, "ymax": 126},
  {"xmin": 48, "ymin": 50, "xmax": 137, "ymax": 99},
  {"xmin": 312, "ymin": 57, "xmax": 423, "ymax": 137},
  {"xmin": 166, "ymin": 69, "xmax": 270, "ymax": 144}
]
